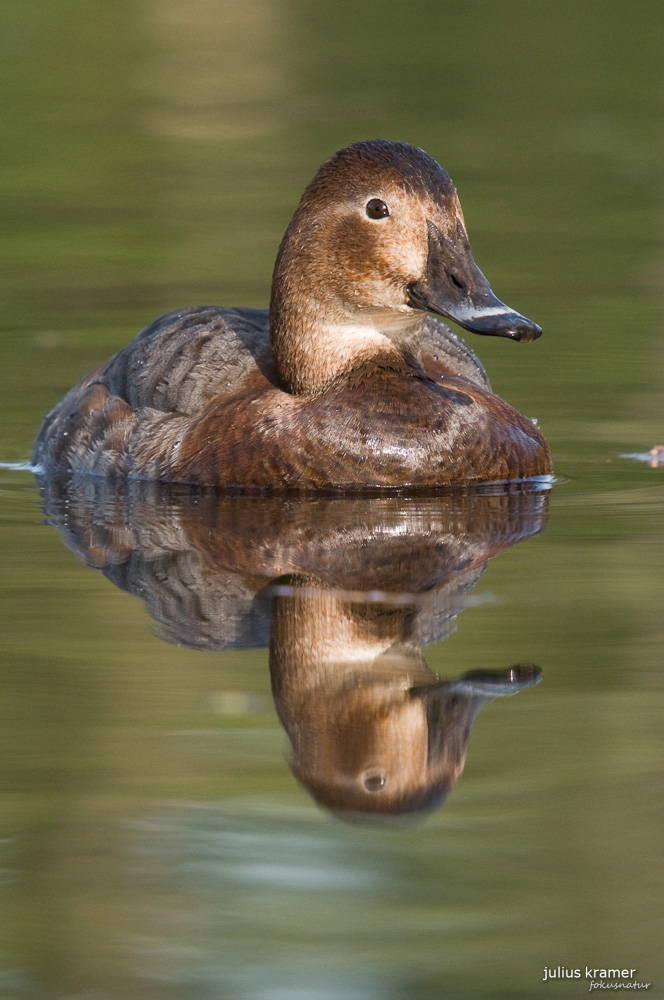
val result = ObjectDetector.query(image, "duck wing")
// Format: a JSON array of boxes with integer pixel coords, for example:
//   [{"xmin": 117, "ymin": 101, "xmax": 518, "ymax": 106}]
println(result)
[
  {"xmin": 421, "ymin": 316, "xmax": 491, "ymax": 391},
  {"xmin": 101, "ymin": 305, "xmax": 276, "ymax": 414}
]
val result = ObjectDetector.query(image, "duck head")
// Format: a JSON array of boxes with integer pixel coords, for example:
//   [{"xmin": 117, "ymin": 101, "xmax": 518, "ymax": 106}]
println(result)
[{"xmin": 270, "ymin": 139, "xmax": 542, "ymax": 394}]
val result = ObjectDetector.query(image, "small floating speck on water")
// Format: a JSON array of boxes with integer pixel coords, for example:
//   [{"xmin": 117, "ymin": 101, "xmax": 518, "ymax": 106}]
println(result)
[{"xmin": 622, "ymin": 446, "xmax": 664, "ymax": 468}]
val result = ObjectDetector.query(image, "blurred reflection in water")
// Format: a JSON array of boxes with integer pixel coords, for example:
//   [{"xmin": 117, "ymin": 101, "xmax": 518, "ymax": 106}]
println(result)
[{"xmin": 40, "ymin": 477, "xmax": 548, "ymax": 818}]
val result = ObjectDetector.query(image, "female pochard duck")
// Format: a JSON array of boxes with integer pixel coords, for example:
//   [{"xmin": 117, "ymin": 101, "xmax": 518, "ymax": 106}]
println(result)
[{"xmin": 33, "ymin": 140, "xmax": 552, "ymax": 490}]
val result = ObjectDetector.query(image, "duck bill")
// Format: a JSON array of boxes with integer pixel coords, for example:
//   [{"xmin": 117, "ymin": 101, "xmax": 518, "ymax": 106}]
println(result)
[
  {"xmin": 407, "ymin": 221, "xmax": 542, "ymax": 343},
  {"xmin": 409, "ymin": 664, "xmax": 542, "ymax": 701}
]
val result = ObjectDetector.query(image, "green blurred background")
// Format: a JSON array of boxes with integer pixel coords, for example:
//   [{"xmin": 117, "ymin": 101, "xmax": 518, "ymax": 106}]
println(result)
[{"xmin": 0, "ymin": 1, "xmax": 663, "ymax": 998}]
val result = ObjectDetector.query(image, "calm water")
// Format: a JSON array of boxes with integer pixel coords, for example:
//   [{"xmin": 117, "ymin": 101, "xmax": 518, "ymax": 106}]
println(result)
[{"xmin": 1, "ymin": 2, "xmax": 663, "ymax": 998}]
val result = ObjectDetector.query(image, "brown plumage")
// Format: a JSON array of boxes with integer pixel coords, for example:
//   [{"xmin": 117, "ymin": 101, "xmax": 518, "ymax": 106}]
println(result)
[{"xmin": 33, "ymin": 140, "xmax": 552, "ymax": 490}]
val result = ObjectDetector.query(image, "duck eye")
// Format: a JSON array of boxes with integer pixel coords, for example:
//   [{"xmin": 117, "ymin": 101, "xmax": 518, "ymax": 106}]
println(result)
[{"xmin": 365, "ymin": 198, "xmax": 389, "ymax": 220}]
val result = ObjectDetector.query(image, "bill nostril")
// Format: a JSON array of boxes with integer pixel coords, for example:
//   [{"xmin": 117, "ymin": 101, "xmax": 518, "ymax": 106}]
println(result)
[{"xmin": 447, "ymin": 271, "xmax": 466, "ymax": 293}]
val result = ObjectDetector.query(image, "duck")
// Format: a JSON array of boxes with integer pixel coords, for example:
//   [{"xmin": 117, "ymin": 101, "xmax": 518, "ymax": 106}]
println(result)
[{"xmin": 33, "ymin": 139, "xmax": 552, "ymax": 491}]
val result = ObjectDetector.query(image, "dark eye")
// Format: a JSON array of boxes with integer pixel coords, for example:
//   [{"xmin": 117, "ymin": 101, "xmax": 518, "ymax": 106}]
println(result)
[
  {"xmin": 365, "ymin": 198, "xmax": 389, "ymax": 220},
  {"xmin": 363, "ymin": 770, "xmax": 387, "ymax": 791}
]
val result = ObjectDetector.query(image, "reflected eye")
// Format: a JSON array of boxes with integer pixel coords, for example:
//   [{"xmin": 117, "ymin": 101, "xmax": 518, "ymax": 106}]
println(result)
[
  {"xmin": 365, "ymin": 198, "xmax": 390, "ymax": 220},
  {"xmin": 363, "ymin": 770, "xmax": 387, "ymax": 791}
]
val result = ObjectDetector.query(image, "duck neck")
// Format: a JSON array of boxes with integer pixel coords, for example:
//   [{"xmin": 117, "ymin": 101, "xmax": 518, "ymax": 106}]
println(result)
[{"xmin": 269, "ymin": 247, "xmax": 426, "ymax": 395}]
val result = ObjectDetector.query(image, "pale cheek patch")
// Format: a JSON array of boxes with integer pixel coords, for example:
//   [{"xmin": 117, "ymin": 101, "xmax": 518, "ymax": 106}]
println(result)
[
  {"xmin": 388, "ymin": 223, "xmax": 428, "ymax": 281},
  {"xmin": 384, "ymin": 191, "xmax": 429, "ymax": 281}
]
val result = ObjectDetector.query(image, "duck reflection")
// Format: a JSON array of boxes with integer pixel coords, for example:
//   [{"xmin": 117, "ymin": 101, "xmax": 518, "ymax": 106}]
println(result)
[
  {"xmin": 39, "ymin": 478, "xmax": 549, "ymax": 818},
  {"xmin": 270, "ymin": 580, "xmax": 540, "ymax": 817}
]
